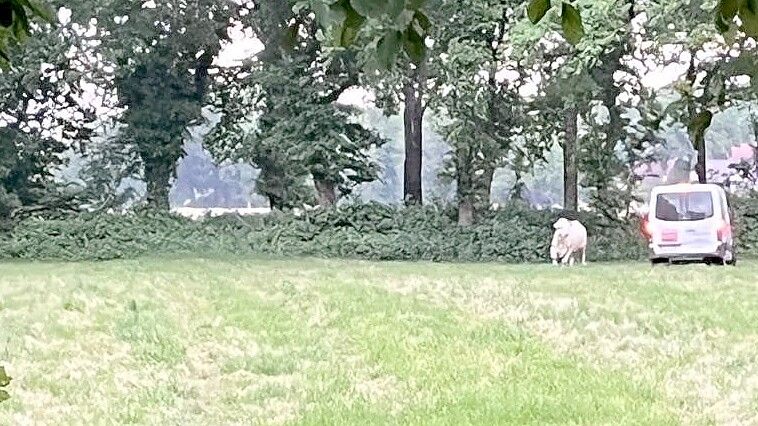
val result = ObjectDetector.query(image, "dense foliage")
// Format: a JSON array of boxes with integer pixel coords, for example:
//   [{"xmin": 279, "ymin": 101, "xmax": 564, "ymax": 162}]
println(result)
[
  {"xmin": 0, "ymin": 203, "xmax": 661, "ymax": 262},
  {"xmin": 732, "ymin": 194, "xmax": 758, "ymax": 255},
  {"xmin": 5, "ymin": 195, "xmax": 758, "ymax": 264}
]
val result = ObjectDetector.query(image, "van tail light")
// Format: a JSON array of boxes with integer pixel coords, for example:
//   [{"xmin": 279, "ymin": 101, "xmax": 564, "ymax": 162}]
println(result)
[
  {"xmin": 641, "ymin": 214, "xmax": 653, "ymax": 240},
  {"xmin": 717, "ymin": 220, "xmax": 731, "ymax": 241}
]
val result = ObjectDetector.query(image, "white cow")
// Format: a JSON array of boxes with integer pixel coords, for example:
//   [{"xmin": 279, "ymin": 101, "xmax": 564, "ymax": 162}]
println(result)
[{"xmin": 550, "ymin": 218, "xmax": 588, "ymax": 266}]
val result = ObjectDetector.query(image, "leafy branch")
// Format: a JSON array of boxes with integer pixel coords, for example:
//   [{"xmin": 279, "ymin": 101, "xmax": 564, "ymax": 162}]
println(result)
[
  {"xmin": 0, "ymin": 365, "xmax": 10, "ymax": 403},
  {"xmin": 305, "ymin": 0, "xmax": 757, "ymax": 69},
  {"xmin": 0, "ymin": 0, "xmax": 55, "ymax": 66}
]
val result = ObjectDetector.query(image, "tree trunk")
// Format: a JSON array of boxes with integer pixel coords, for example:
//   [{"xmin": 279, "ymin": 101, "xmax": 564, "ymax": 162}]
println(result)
[
  {"xmin": 144, "ymin": 161, "xmax": 172, "ymax": 209},
  {"xmin": 694, "ymin": 134, "xmax": 707, "ymax": 183},
  {"xmin": 481, "ymin": 166, "xmax": 495, "ymax": 210},
  {"xmin": 600, "ymin": 0, "xmax": 634, "ymax": 147},
  {"xmin": 314, "ymin": 179, "xmax": 337, "ymax": 207},
  {"xmin": 458, "ymin": 197, "xmax": 475, "ymax": 227},
  {"xmin": 512, "ymin": 169, "xmax": 525, "ymax": 201},
  {"xmin": 456, "ymin": 145, "xmax": 475, "ymax": 226},
  {"xmin": 563, "ymin": 105, "xmax": 579, "ymax": 212},
  {"xmin": 684, "ymin": 50, "xmax": 708, "ymax": 184},
  {"xmin": 403, "ymin": 66, "xmax": 425, "ymax": 205}
]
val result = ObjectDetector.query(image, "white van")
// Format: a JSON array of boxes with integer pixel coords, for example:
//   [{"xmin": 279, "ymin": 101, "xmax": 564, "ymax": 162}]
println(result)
[{"xmin": 642, "ymin": 183, "xmax": 736, "ymax": 265}]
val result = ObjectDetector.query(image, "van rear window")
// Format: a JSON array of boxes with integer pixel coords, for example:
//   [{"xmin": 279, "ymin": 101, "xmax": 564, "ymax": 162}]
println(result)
[{"xmin": 655, "ymin": 192, "xmax": 714, "ymax": 221}]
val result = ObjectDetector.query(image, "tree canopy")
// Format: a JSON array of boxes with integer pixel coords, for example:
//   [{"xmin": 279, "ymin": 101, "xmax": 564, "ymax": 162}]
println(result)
[{"xmin": 0, "ymin": 0, "xmax": 755, "ymax": 224}]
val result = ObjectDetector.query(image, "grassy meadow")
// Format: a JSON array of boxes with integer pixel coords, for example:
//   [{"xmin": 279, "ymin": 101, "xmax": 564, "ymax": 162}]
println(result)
[{"xmin": 0, "ymin": 258, "xmax": 756, "ymax": 425}]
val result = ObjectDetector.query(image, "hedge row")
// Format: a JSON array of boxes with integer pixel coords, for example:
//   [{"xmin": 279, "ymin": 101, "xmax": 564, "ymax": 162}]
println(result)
[
  {"xmin": 1, "ymin": 197, "xmax": 757, "ymax": 263},
  {"xmin": 733, "ymin": 195, "xmax": 758, "ymax": 255}
]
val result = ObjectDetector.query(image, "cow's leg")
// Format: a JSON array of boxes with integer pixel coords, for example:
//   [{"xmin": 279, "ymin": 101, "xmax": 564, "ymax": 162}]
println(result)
[
  {"xmin": 569, "ymin": 253, "xmax": 576, "ymax": 266},
  {"xmin": 581, "ymin": 247, "xmax": 587, "ymax": 265}
]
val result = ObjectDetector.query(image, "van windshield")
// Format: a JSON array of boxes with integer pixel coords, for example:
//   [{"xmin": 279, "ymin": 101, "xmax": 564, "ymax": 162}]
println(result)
[{"xmin": 655, "ymin": 192, "xmax": 714, "ymax": 221}]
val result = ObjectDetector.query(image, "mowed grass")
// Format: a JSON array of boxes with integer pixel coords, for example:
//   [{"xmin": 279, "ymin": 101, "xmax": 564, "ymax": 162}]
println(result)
[{"xmin": 1, "ymin": 258, "xmax": 757, "ymax": 425}]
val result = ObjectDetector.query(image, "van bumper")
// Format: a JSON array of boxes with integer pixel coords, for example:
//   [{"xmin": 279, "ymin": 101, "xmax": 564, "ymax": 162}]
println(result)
[{"xmin": 648, "ymin": 242, "xmax": 728, "ymax": 262}]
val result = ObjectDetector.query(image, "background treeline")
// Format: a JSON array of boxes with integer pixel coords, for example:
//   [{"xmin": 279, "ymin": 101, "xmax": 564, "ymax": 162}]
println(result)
[{"xmin": 0, "ymin": 0, "xmax": 756, "ymax": 261}]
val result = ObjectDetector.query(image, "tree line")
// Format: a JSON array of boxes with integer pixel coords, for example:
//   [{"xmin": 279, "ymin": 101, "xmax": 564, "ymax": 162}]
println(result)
[{"xmin": 0, "ymin": 0, "xmax": 756, "ymax": 229}]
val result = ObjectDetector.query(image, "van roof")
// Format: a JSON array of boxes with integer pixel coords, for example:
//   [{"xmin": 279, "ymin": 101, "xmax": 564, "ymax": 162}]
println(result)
[{"xmin": 651, "ymin": 183, "xmax": 725, "ymax": 194}]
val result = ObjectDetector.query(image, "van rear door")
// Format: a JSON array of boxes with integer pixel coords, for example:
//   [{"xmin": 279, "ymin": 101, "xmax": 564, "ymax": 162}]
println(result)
[{"xmin": 653, "ymin": 190, "xmax": 718, "ymax": 250}]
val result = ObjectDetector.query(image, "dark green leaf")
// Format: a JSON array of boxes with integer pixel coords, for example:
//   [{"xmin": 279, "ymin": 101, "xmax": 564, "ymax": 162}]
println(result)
[
  {"xmin": 313, "ymin": 1, "xmax": 345, "ymax": 28},
  {"xmin": 561, "ymin": 2, "xmax": 584, "ymax": 45},
  {"xmin": 328, "ymin": 0, "xmax": 350, "ymax": 24},
  {"xmin": 386, "ymin": 0, "xmax": 405, "ymax": 18},
  {"xmin": 10, "ymin": 3, "xmax": 29, "ymax": 40},
  {"xmin": 414, "ymin": 10, "xmax": 431, "ymax": 32},
  {"xmin": 715, "ymin": 12, "xmax": 731, "ymax": 33},
  {"xmin": 403, "ymin": 26, "xmax": 425, "ymax": 64},
  {"xmin": 349, "ymin": 0, "xmax": 384, "ymax": 19},
  {"xmin": 0, "ymin": 366, "xmax": 11, "ymax": 387},
  {"xmin": 527, "ymin": 0, "xmax": 551, "ymax": 24},
  {"xmin": 0, "ymin": 390, "xmax": 9, "ymax": 403},
  {"xmin": 717, "ymin": 0, "xmax": 741, "ymax": 19},
  {"xmin": 724, "ymin": 54, "xmax": 758, "ymax": 76},
  {"xmin": 340, "ymin": 24, "xmax": 360, "ymax": 46},
  {"xmin": 740, "ymin": 1, "xmax": 758, "ymax": 35},
  {"xmin": 377, "ymin": 30, "xmax": 402, "ymax": 69},
  {"xmin": 0, "ymin": 2, "xmax": 12, "ymax": 28},
  {"xmin": 406, "ymin": 0, "xmax": 428, "ymax": 10},
  {"xmin": 19, "ymin": 0, "xmax": 55, "ymax": 23},
  {"xmin": 281, "ymin": 23, "xmax": 299, "ymax": 50},
  {"xmin": 393, "ymin": 9, "xmax": 415, "ymax": 28},
  {"xmin": 688, "ymin": 110, "xmax": 714, "ymax": 138},
  {"xmin": 340, "ymin": 2, "xmax": 366, "ymax": 45}
]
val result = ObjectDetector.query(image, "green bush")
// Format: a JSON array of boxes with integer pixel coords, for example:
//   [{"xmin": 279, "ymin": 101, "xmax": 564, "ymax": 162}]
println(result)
[
  {"xmin": 2, "ymin": 198, "xmax": 756, "ymax": 263},
  {"xmin": 732, "ymin": 195, "xmax": 758, "ymax": 256}
]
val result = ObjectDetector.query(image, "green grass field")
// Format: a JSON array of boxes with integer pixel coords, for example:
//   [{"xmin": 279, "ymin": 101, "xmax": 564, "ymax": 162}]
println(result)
[{"xmin": 1, "ymin": 258, "xmax": 757, "ymax": 425}]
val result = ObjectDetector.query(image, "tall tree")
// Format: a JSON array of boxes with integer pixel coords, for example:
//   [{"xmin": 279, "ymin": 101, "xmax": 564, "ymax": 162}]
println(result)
[
  {"xmin": 433, "ymin": 1, "xmax": 530, "ymax": 224},
  {"xmin": 358, "ymin": 1, "xmax": 441, "ymax": 206},
  {"xmin": 368, "ymin": 57, "xmax": 432, "ymax": 206},
  {"xmin": 516, "ymin": 0, "xmax": 633, "ymax": 212},
  {"xmin": 208, "ymin": 3, "xmax": 385, "ymax": 208},
  {"xmin": 115, "ymin": 55, "xmax": 202, "ymax": 208},
  {"xmin": 93, "ymin": 0, "xmax": 244, "ymax": 208}
]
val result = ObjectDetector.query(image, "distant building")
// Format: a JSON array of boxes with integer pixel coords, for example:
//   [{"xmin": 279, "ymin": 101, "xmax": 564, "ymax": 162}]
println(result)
[{"xmin": 635, "ymin": 143, "xmax": 756, "ymax": 186}]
